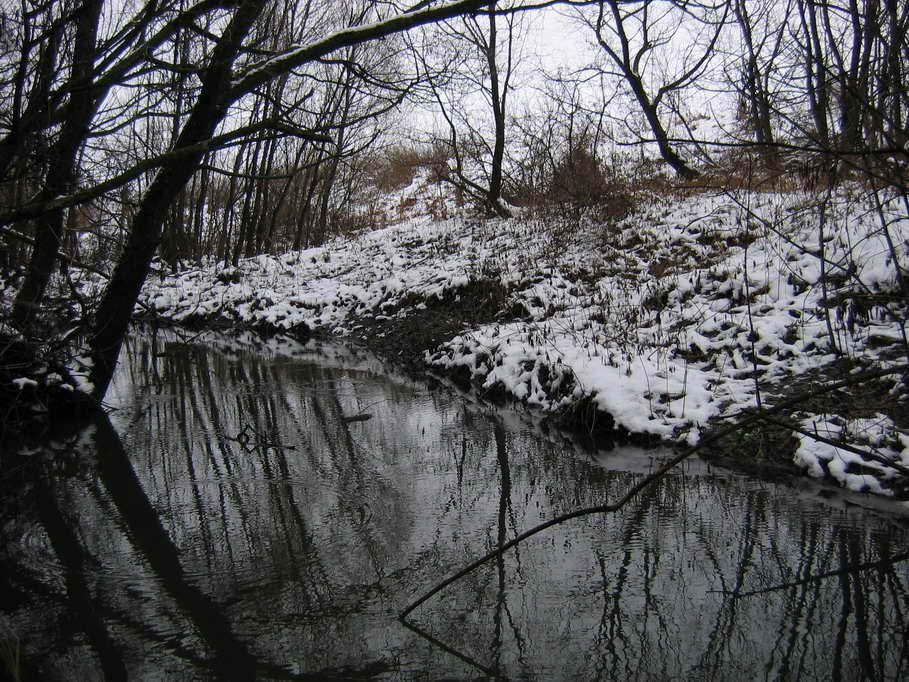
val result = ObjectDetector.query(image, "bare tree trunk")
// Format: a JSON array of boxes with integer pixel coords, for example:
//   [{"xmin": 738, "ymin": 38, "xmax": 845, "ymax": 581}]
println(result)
[
  {"xmin": 315, "ymin": 85, "xmax": 355, "ymax": 243},
  {"xmin": 192, "ymin": 161, "xmax": 211, "ymax": 261},
  {"xmin": 0, "ymin": 5, "xmax": 63, "ymax": 184},
  {"xmin": 231, "ymin": 114, "xmax": 264, "ymax": 264},
  {"xmin": 292, "ymin": 161, "xmax": 324, "ymax": 250},
  {"xmin": 221, "ymin": 148, "xmax": 246, "ymax": 263},
  {"xmin": 485, "ymin": 1, "xmax": 510, "ymax": 216},
  {"xmin": 12, "ymin": 0, "xmax": 103, "ymax": 327},
  {"xmin": 590, "ymin": 0, "xmax": 709, "ymax": 180},
  {"xmin": 797, "ymin": 0, "xmax": 831, "ymax": 143},
  {"xmin": 632, "ymin": 80, "xmax": 699, "ymax": 180},
  {"xmin": 885, "ymin": 0, "xmax": 908, "ymax": 143},
  {"xmin": 733, "ymin": 0, "xmax": 774, "ymax": 152},
  {"xmin": 834, "ymin": 0, "xmax": 876, "ymax": 150},
  {"xmin": 90, "ymin": 0, "xmax": 268, "ymax": 397},
  {"xmin": 418, "ymin": 0, "xmax": 518, "ymax": 216}
]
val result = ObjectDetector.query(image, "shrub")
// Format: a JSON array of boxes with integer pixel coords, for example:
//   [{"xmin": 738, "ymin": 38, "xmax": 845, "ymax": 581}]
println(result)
[
  {"xmin": 506, "ymin": 135, "xmax": 638, "ymax": 224},
  {"xmin": 371, "ymin": 143, "xmax": 450, "ymax": 192},
  {"xmin": 548, "ymin": 144, "xmax": 610, "ymax": 206}
]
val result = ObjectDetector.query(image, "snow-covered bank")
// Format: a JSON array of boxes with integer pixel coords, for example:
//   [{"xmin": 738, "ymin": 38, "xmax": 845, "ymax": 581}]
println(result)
[{"xmin": 96, "ymin": 179, "xmax": 909, "ymax": 496}]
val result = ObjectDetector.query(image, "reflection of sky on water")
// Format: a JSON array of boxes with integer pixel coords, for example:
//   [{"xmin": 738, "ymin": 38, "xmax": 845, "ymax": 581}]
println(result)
[{"xmin": 3, "ymin": 328, "xmax": 908, "ymax": 681}]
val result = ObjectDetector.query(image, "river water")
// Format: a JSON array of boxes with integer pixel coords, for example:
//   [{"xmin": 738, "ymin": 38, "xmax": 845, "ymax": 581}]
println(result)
[{"xmin": 1, "ymin": 328, "xmax": 908, "ymax": 681}]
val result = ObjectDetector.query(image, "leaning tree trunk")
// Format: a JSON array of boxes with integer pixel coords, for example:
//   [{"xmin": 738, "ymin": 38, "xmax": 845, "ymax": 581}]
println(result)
[
  {"xmin": 636, "ymin": 88, "xmax": 700, "ymax": 180},
  {"xmin": 598, "ymin": 0, "xmax": 701, "ymax": 181},
  {"xmin": 89, "ymin": 0, "xmax": 267, "ymax": 397}
]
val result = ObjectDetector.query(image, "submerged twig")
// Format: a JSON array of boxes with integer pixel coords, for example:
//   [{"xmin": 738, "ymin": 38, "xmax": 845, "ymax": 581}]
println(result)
[
  {"xmin": 228, "ymin": 423, "xmax": 296, "ymax": 452},
  {"xmin": 399, "ymin": 619, "xmax": 505, "ymax": 680},
  {"xmin": 400, "ymin": 363, "xmax": 909, "ymax": 619}
]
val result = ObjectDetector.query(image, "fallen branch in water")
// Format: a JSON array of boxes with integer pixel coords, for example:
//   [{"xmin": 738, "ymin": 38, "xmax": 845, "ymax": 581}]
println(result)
[
  {"xmin": 400, "ymin": 363, "xmax": 909, "ymax": 620},
  {"xmin": 398, "ymin": 619, "xmax": 502, "ymax": 679},
  {"xmin": 342, "ymin": 413, "xmax": 372, "ymax": 424}
]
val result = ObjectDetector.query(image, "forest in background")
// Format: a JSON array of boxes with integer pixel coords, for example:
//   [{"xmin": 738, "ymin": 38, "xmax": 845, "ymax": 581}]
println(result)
[{"xmin": 0, "ymin": 0, "xmax": 907, "ymax": 406}]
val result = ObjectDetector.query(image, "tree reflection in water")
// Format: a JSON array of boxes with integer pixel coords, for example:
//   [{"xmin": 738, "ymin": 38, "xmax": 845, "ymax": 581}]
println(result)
[{"xmin": 1, "ymin": 327, "xmax": 907, "ymax": 680}]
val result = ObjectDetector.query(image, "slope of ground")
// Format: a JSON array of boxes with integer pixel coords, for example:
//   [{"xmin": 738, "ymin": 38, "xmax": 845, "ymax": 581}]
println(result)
[
  {"xmin": 4, "ymin": 171, "xmax": 908, "ymax": 498},
  {"xmin": 108, "ymin": 172, "xmax": 909, "ymax": 498}
]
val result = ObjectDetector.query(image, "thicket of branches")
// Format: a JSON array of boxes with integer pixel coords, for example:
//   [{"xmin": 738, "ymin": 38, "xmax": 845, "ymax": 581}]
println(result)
[{"xmin": 0, "ymin": 0, "xmax": 907, "ymax": 398}]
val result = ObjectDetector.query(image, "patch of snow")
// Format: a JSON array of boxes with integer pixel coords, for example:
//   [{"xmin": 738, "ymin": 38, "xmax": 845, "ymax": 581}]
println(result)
[{"xmin": 793, "ymin": 415, "xmax": 904, "ymax": 496}]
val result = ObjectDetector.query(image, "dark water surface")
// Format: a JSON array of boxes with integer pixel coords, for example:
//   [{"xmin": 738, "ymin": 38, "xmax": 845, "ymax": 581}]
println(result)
[{"xmin": 2, "ymin": 329, "xmax": 908, "ymax": 681}]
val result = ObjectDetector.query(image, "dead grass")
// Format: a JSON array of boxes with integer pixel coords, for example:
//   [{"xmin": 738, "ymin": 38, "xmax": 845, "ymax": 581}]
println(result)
[{"xmin": 371, "ymin": 143, "xmax": 449, "ymax": 193}]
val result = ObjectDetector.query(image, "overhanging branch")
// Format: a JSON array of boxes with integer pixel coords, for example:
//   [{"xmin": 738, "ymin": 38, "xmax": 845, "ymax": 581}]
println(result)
[{"xmin": 0, "ymin": 119, "xmax": 332, "ymax": 226}]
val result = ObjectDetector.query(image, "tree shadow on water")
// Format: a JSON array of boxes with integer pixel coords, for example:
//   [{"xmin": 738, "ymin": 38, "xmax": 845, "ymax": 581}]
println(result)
[{"xmin": 0, "ymin": 410, "xmax": 396, "ymax": 681}]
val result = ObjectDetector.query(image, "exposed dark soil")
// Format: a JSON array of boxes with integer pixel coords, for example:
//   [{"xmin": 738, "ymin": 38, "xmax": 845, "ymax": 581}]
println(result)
[
  {"xmin": 342, "ymin": 279, "xmax": 675, "ymax": 450},
  {"xmin": 344, "ymin": 277, "xmax": 509, "ymax": 372},
  {"xmin": 699, "ymin": 419, "xmax": 802, "ymax": 481}
]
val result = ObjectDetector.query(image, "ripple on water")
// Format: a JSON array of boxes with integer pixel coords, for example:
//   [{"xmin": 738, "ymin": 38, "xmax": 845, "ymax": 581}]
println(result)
[{"xmin": 3, "ymin": 329, "xmax": 908, "ymax": 681}]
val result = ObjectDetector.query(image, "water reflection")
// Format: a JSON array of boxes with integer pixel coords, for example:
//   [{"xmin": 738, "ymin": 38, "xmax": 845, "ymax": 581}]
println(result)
[{"xmin": 1, "ymin": 328, "xmax": 908, "ymax": 680}]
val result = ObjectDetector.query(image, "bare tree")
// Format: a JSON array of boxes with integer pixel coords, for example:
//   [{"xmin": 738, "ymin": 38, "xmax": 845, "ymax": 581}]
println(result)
[
  {"xmin": 1, "ymin": 0, "xmax": 515, "ymax": 398},
  {"xmin": 793, "ymin": 0, "xmax": 832, "ymax": 144},
  {"xmin": 418, "ymin": 0, "xmax": 524, "ymax": 216},
  {"xmin": 729, "ymin": 0, "xmax": 785, "ymax": 152},
  {"xmin": 576, "ymin": 0, "xmax": 729, "ymax": 179},
  {"xmin": 11, "ymin": 0, "xmax": 104, "ymax": 326}
]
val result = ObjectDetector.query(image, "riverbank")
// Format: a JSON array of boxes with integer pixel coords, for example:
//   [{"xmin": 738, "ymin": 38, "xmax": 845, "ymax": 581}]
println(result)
[
  {"xmin": 106, "ymin": 174, "xmax": 909, "ymax": 498},
  {"xmin": 4, "ymin": 173, "xmax": 908, "ymax": 497}
]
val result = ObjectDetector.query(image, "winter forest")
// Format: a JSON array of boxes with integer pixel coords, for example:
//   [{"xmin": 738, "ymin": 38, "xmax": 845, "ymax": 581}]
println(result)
[{"xmin": 1, "ymin": 0, "xmax": 909, "ymax": 679}]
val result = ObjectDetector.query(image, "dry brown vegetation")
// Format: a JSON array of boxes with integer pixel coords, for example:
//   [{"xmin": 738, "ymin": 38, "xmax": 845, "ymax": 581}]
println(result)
[{"xmin": 370, "ymin": 143, "xmax": 450, "ymax": 193}]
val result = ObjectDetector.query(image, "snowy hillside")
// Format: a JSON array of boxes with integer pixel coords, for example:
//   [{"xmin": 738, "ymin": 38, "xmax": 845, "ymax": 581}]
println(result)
[{"xmin": 93, "ymin": 171, "xmax": 909, "ymax": 497}]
